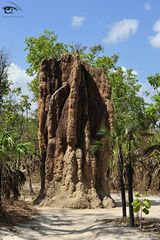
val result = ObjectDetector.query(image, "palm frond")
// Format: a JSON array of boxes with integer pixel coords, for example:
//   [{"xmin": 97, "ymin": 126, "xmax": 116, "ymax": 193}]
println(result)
[
  {"xmin": 97, "ymin": 127, "xmax": 111, "ymax": 137},
  {"xmin": 90, "ymin": 140, "xmax": 103, "ymax": 153}
]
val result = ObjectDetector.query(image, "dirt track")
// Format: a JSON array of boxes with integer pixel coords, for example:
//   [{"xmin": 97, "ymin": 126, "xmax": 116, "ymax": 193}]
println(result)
[{"xmin": 0, "ymin": 194, "xmax": 160, "ymax": 240}]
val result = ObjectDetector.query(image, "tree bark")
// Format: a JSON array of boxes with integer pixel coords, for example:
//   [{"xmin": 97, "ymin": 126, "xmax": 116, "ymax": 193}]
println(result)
[
  {"xmin": 127, "ymin": 135, "xmax": 134, "ymax": 227},
  {"xmin": 118, "ymin": 144, "xmax": 126, "ymax": 218},
  {"xmin": 0, "ymin": 161, "xmax": 2, "ymax": 212},
  {"xmin": 33, "ymin": 151, "xmax": 46, "ymax": 204},
  {"xmin": 26, "ymin": 160, "xmax": 35, "ymax": 195}
]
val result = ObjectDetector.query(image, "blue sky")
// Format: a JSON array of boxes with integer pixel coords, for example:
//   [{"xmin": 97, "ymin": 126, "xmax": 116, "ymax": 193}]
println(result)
[{"xmin": 0, "ymin": 0, "xmax": 160, "ymax": 95}]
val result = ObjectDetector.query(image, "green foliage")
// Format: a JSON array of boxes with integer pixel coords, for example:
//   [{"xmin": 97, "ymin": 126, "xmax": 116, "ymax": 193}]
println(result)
[
  {"xmin": 25, "ymin": 29, "xmax": 68, "ymax": 101},
  {"xmin": 95, "ymin": 54, "xmax": 119, "ymax": 72},
  {"xmin": 0, "ymin": 83, "xmax": 38, "ymax": 200},
  {"xmin": 16, "ymin": 142, "xmax": 34, "ymax": 155},
  {"xmin": 132, "ymin": 192, "xmax": 151, "ymax": 215},
  {"xmin": 132, "ymin": 192, "xmax": 151, "ymax": 229},
  {"xmin": 27, "ymin": 77, "xmax": 39, "ymax": 101},
  {"xmin": 146, "ymin": 74, "xmax": 160, "ymax": 128},
  {"xmin": 113, "ymin": 69, "xmax": 147, "ymax": 134},
  {"xmin": 13, "ymin": 170, "xmax": 27, "ymax": 188},
  {"xmin": 0, "ymin": 49, "xmax": 11, "ymax": 111},
  {"xmin": 80, "ymin": 44, "xmax": 104, "ymax": 65},
  {"xmin": 89, "ymin": 49, "xmax": 153, "ymax": 162},
  {"xmin": 25, "ymin": 29, "xmax": 68, "ymax": 76},
  {"xmin": 0, "ymin": 86, "xmax": 38, "ymax": 143},
  {"xmin": 148, "ymin": 73, "xmax": 160, "ymax": 90},
  {"xmin": 97, "ymin": 127, "xmax": 111, "ymax": 138},
  {"xmin": 25, "ymin": 29, "xmax": 119, "ymax": 102},
  {"xmin": 90, "ymin": 140, "xmax": 103, "ymax": 153},
  {"xmin": 93, "ymin": 54, "xmax": 149, "ymax": 146},
  {"xmin": 0, "ymin": 131, "xmax": 34, "ymax": 166}
]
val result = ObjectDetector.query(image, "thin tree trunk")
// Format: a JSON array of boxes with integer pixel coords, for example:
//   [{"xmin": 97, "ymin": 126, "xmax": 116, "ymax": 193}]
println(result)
[
  {"xmin": 0, "ymin": 160, "xmax": 9, "ymax": 222},
  {"xmin": 31, "ymin": 154, "xmax": 36, "ymax": 173},
  {"xmin": 118, "ymin": 144, "xmax": 127, "ymax": 218},
  {"xmin": 0, "ymin": 160, "xmax": 2, "ymax": 212},
  {"xmin": 147, "ymin": 172, "xmax": 152, "ymax": 191},
  {"xmin": 33, "ymin": 151, "xmax": 46, "ymax": 204},
  {"xmin": 127, "ymin": 135, "xmax": 134, "ymax": 227},
  {"xmin": 26, "ymin": 161, "xmax": 35, "ymax": 195}
]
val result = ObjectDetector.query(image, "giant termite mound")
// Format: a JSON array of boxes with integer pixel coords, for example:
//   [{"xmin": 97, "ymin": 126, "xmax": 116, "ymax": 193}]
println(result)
[{"xmin": 38, "ymin": 54, "xmax": 114, "ymax": 208}]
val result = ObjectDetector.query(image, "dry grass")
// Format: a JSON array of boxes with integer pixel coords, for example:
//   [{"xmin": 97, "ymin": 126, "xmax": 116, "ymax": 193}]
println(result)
[
  {"xmin": 0, "ymin": 199, "xmax": 38, "ymax": 225},
  {"xmin": 102, "ymin": 217, "xmax": 160, "ymax": 234}
]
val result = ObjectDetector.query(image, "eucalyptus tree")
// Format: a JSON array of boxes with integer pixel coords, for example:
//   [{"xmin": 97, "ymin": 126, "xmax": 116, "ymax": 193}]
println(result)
[
  {"xmin": 25, "ymin": 29, "xmax": 68, "ymax": 101},
  {"xmin": 0, "ymin": 49, "xmax": 10, "ymax": 114},
  {"xmin": 93, "ymin": 55, "xmax": 150, "ymax": 225},
  {"xmin": 146, "ymin": 73, "xmax": 160, "ymax": 129}
]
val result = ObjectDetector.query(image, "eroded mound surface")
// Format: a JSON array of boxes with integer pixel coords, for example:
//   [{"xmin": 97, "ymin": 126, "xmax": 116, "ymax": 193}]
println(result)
[{"xmin": 38, "ymin": 54, "xmax": 114, "ymax": 208}]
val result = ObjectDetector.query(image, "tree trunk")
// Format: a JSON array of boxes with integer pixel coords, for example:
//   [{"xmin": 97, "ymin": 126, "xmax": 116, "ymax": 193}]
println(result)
[
  {"xmin": 3, "ymin": 167, "xmax": 11, "ymax": 199},
  {"xmin": 26, "ymin": 160, "xmax": 35, "ymax": 195},
  {"xmin": 0, "ymin": 160, "xmax": 2, "ymax": 212},
  {"xmin": 0, "ymin": 161, "xmax": 9, "ymax": 222},
  {"xmin": 118, "ymin": 144, "xmax": 126, "ymax": 218},
  {"xmin": 31, "ymin": 153, "xmax": 36, "ymax": 173},
  {"xmin": 127, "ymin": 135, "xmax": 134, "ymax": 227},
  {"xmin": 33, "ymin": 151, "xmax": 46, "ymax": 204}
]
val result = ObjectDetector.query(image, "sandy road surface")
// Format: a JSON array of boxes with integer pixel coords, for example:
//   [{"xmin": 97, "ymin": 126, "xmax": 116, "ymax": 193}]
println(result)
[{"xmin": 0, "ymin": 194, "xmax": 160, "ymax": 240}]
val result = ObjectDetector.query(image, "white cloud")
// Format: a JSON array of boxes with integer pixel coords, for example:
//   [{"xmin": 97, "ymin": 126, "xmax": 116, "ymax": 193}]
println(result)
[
  {"xmin": 8, "ymin": 63, "xmax": 33, "ymax": 97},
  {"xmin": 149, "ymin": 20, "xmax": 160, "ymax": 48},
  {"xmin": 153, "ymin": 20, "xmax": 160, "ymax": 32},
  {"xmin": 72, "ymin": 16, "xmax": 85, "ymax": 27},
  {"xmin": 103, "ymin": 19, "xmax": 139, "ymax": 44},
  {"xmin": 144, "ymin": 3, "xmax": 151, "ymax": 11},
  {"xmin": 149, "ymin": 33, "xmax": 160, "ymax": 48}
]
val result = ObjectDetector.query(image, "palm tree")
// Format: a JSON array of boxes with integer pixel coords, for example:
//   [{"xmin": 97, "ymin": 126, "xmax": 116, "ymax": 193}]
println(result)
[
  {"xmin": 0, "ymin": 131, "xmax": 34, "ymax": 201},
  {"xmin": 91, "ymin": 127, "xmax": 127, "ymax": 218}
]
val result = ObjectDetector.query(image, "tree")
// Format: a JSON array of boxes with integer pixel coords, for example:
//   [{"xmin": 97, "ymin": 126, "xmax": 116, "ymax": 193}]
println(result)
[
  {"xmin": 25, "ymin": 29, "xmax": 68, "ymax": 101},
  {"xmin": 94, "ymin": 54, "xmax": 150, "ymax": 223},
  {"xmin": 0, "ymin": 50, "xmax": 10, "ymax": 214},
  {"xmin": 0, "ymin": 79, "xmax": 38, "ymax": 194},
  {"xmin": 92, "ymin": 127, "xmax": 127, "ymax": 218},
  {"xmin": 24, "ymin": 30, "xmax": 159, "ymax": 215},
  {"xmin": 117, "ymin": 142, "xmax": 127, "ymax": 218},
  {"xmin": 145, "ymin": 73, "xmax": 160, "ymax": 129},
  {"xmin": 0, "ymin": 49, "xmax": 10, "ymax": 113},
  {"xmin": 0, "ymin": 130, "xmax": 34, "ymax": 200},
  {"xmin": 132, "ymin": 192, "xmax": 151, "ymax": 230},
  {"xmin": 20, "ymin": 95, "xmax": 31, "ymax": 137},
  {"xmin": 25, "ymin": 30, "xmax": 106, "ymax": 101}
]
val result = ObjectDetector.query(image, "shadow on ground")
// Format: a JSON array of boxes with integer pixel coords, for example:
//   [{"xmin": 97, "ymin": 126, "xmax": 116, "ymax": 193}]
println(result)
[{"xmin": 0, "ymin": 208, "xmax": 159, "ymax": 240}]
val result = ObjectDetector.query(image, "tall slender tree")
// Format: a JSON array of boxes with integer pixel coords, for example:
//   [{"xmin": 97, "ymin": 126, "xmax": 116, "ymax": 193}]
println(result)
[{"xmin": 0, "ymin": 50, "xmax": 10, "ymax": 114}]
